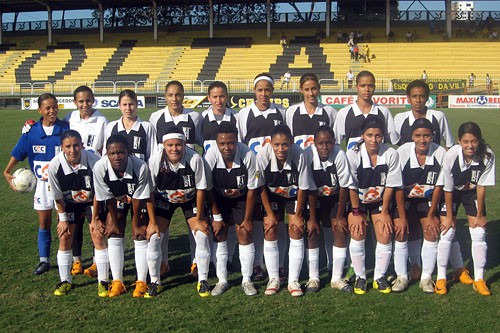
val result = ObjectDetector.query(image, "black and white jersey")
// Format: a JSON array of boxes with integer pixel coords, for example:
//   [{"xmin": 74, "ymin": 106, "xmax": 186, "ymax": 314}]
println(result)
[
  {"xmin": 48, "ymin": 150, "xmax": 100, "ymax": 204},
  {"xmin": 103, "ymin": 117, "xmax": 157, "ymax": 161},
  {"xmin": 149, "ymin": 107, "xmax": 201, "ymax": 149},
  {"xmin": 149, "ymin": 147, "xmax": 208, "ymax": 204},
  {"xmin": 256, "ymin": 144, "xmax": 316, "ymax": 199},
  {"xmin": 397, "ymin": 142, "xmax": 446, "ymax": 199},
  {"xmin": 285, "ymin": 102, "xmax": 337, "ymax": 149},
  {"xmin": 394, "ymin": 109, "xmax": 454, "ymax": 147},
  {"xmin": 334, "ymin": 102, "xmax": 398, "ymax": 150},
  {"xmin": 347, "ymin": 143, "xmax": 402, "ymax": 204},
  {"xmin": 204, "ymin": 142, "xmax": 257, "ymax": 199},
  {"xmin": 93, "ymin": 155, "xmax": 151, "ymax": 202},
  {"xmin": 441, "ymin": 145, "xmax": 495, "ymax": 192},
  {"xmin": 237, "ymin": 102, "xmax": 286, "ymax": 155},
  {"xmin": 200, "ymin": 107, "xmax": 238, "ymax": 153},
  {"xmin": 64, "ymin": 109, "xmax": 109, "ymax": 155},
  {"xmin": 304, "ymin": 144, "xmax": 353, "ymax": 197}
]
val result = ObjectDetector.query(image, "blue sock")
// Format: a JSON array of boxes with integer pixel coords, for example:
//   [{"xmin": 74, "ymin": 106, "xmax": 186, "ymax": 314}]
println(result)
[{"xmin": 38, "ymin": 228, "xmax": 51, "ymax": 261}]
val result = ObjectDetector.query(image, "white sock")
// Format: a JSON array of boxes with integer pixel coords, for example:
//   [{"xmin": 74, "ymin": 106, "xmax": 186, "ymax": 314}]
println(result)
[
  {"xmin": 95, "ymin": 248, "xmax": 109, "ymax": 282},
  {"xmin": 288, "ymin": 238, "xmax": 304, "ymax": 282},
  {"xmin": 449, "ymin": 240, "xmax": 464, "ymax": 270},
  {"xmin": 253, "ymin": 220, "xmax": 264, "ymax": 267},
  {"xmin": 437, "ymin": 228, "xmax": 456, "ymax": 280},
  {"xmin": 214, "ymin": 241, "xmax": 228, "ymax": 284},
  {"xmin": 322, "ymin": 226, "xmax": 334, "ymax": 271},
  {"xmin": 349, "ymin": 239, "xmax": 366, "ymax": 279},
  {"xmin": 421, "ymin": 239, "xmax": 438, "ymax": 280},
  {"xmin": 331, "ymin": 246, "xmax": 347, "ymax": 282},
  {"xmin": 470, "ymin": 227, "xmax": 487, "ymax": 281},
  {"xmin": 227, "ymin": 225, "xmax": 237, "ymax": 265},
  {"xmin": 194, "ymin": 231, "xmax": 210, "ymax": 281},
  {"xmin": 134, "ymin": 240, "xmax": 148, "ymax": 282},
  {"xmin": 408, "ymin": 239, "xmax": 422, "ymax": 268},
  {"xmin": 108, "ymin": 237, "xmax": 124, "ymax": 281},
  {"xmin": 161, "ymin": 227, "xmax": 169, "ymax": 265},
  {"xmin": 394, "ymin": 241, "xmax": 408, "ymax": 279},
  {"xmin": 188, "ymin": 226, "xmax": 196, "ymax": 263},
  {"xmin": 308, "ymin": 247, "xmax": 320, "ymax": 280},
  {"xmin": 263, "ymin": 239, "xmax": 279, "ymax": 279},
  {"xmin": 57, "ymin": 250, "xmax": 72, "ymax": 283},
  {"xmin": 147, "ymin": 233, "xmax": 164, "ymax": 284},
  {"xmin": 278, "ymin": 222, "xmax": 288, "ymax": 268},
  {"xmin": 239, "ymin": 243, "xmax": 255, "ymax": 283},
  {"xmin": 374, "ymin": 242, "xmax": 392, "ymax": 280}
]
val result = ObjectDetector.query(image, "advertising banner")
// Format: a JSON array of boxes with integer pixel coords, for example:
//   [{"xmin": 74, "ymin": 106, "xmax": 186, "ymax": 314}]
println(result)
[
  {"xmin": 391, "ymin": 79, "xmax": 467, "ymax": 93},
  {"xmin": 449, "ymin": 95, "xmax": 500, "ymax": 108},
  {"xmin": 22, "ymin": 96, "xmax": 146, "ymax": 110},
  {"xmin": 321, "ymin": 95, "xmax": 436, "ymax": 109}
]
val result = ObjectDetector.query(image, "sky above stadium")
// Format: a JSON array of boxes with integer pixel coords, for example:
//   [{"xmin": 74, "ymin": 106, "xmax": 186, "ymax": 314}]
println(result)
[{"xmin": 2, "ymin": 1, "xmax": 499, "ymax": 22}]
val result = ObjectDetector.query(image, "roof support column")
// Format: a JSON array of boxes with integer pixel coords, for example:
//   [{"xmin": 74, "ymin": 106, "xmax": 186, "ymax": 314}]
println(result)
[
  {"xmin": 97, "ymin": 1, "xmax": 104, "ymax": 43},
  {"xmin": 385, "ymin": 0, "xmax": 391, "ymax": 36},
  {"xmin": 209, "ymin": 0, "xmax": 213, "ymax": 38},
  {"xmin": 445, "ymin": 0, "xmax": 452, "ymax": 39},
  {"xmin": 266, "ymin": 0, "xmax": 270, "ymax": 39},
  {"xmin": 326, "ymin": 0, "xmax": 331, "ymax": 37},
  {"xmin": 152, "ymin": 0, "xmax": 158, "ymax": 41},
  {"xmin": 0, "ymin": 12, "xmax": 3, "ymax": 45},
  {"xmin": 47, "ymin": 6, "xmax": 52, "ymax": 44}
]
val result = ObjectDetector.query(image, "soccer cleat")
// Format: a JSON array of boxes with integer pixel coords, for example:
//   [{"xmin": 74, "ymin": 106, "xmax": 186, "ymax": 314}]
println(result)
[
  {"xmin": 331, "ymin": 279, "xmax": 353, "ymax": 293},
  {"xmin": 344, "ymin": 266, "xmax": 356, "ymax": 284},
  {"xmin": 34, "ymin": 261, "xmax": 50, "ymax": 275},
  {"xmin": 409, "ymin": 264, "xmax": 422, "ymax": 282},
  {"xmin": 391, "ymin": 276, "xmax": 409, "ymax": 293},
  {"xmin": 252, "ymin": 266, "xmax": 266, "ymax": 282},
  {"xmin": 132, "ymin": 280, "xmax": 147, "ymax": 298},
  {"xmin": 287, "ymin": 281, "xmax": 303, "ymax": 297},
  {"xmin": 419, "ymin": 278, "xmax": 435, "ymax": 294},
  {"xmin": 54, "ymin": 281, "xmax": 72, "ymax": 296},
  {"xmin": 264, "ymin": 278, "xmax": 280, "ymax": 296},
  {"xmin": 160, "ymin": 262, "xmax": 170, "ymax": 277},
  {"xmin": 354, "ymin": 277, "xmax": 367, "ymax": 295},
  {"xmin": 144, "ymin": 282, "xmax": 164, "ymax": 298},
  {"xmin": 98, "ymin": 281, "xmax": 109, "ymax": 297},
  {"xmin": 242, "ymin": 282, "xmax": 258, "ymax": 296},
  {"xmin": 454, "ymin": 268, "xmax": 474, "ymax": 285},
  {"xmin": 190, "ymin": 262, "xmax": 198, "ymax": 279},
  {"xmin": 197, "ymin": 280, "xmax": 210, "ymax": 297},
  {"xmin": 373, "ymin": 277, "xmax": 392, "ymax": 294},
  {"xmin": 108, "ymin": 280, "xmax": 127, "ymax": 297},
  {"xmin": 434, "ymin": 279, "xmax": 447, "ymax": 295},
  {"xmin": 211, "ymin": 282, "xmax": 229, "ymax": 296},
  {"xmin": 472, "ymin": 279, "xmax": 491, "ymax": 296},
  {"xmin": 71, "ymin": 261, "xmax": 83, "ymax": 275},
  {"xmin": 305, "ymin": 279, "xmax": 320, "ymax": 293},
  {"xmin": 83, "ymin": 263, "xmax": 98, "ymax": 278}
]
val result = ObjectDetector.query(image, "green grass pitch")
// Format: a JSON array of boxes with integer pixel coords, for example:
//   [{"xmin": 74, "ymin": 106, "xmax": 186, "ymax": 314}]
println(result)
[{"xmin": 0, "ymin": 107, "xmax": 498, "ymax": 332}]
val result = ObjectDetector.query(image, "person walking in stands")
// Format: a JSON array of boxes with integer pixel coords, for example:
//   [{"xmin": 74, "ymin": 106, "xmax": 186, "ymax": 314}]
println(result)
[
  {"xmin": 435, "ymin": 122, "xmax": 495, "ymax": 296},
  {"xmin": 469, "ymin": 73, "xmax": 476, "ymax": 88},
  {"xmin": 421, "ymin": 70, "xmax": 428, "ymax": 82},
  {"xmin": 346, "ymin": 70, "xmax": 355, "ymax": 89},
  {"xmin": 237, "ymin": 73, "xmax": 287, "ymax": 284},
  {"xmin": 280, "ymin": 70, "xmax": 291, "ymax": 90},
  {"xmin": 485, "ymin": 74, "xmax": 492, "ymax": 94},
  {"xmin": 4, "ymin": 93, "xmax": 69, "ymax": 275}
]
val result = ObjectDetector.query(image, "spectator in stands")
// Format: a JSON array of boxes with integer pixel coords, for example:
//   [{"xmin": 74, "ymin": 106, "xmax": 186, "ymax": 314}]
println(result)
[
  {"xmin": 280, "ymin": 70, "xmax": 291, "ymax": 90},
  {"xmin": 406, "ymin": 31, "xmax": 413, "ymax": 42},
  {"xmin": 346, "ymin": 70, "xmax": 355, "ymax": 89},
  {"xmin": 357, "ymin": 31, "xmax": 364, "ymax": 42},
  {"xmin": 469, "ymin": 73, "xmax": 476, "ymax": 88},
  {"xmin": 488, "ymin": 30, "xmax": 498, "ymax": 41},
  {"xmin": 353, "ymin": 44, "xmax": 359, "ymax": 61},
  {"xmin": 430, "ymin": 21, "xmax": 435, "ymax": 34},
  {"xmin": 364, "ymin": 45, "xmax": 371, "ymax": 63},
  {"xmin": 388, "ymin": 30, "xmax": 395, "ymax": 42},
  {"xmin": 421, "ymin": 70, "xmax": 428, "ymax": 82},
  {"xmin": 366, "ymin": 31, "xmax": 373, "ymax": 42},
  {"xmin": 337, "ymin": 31, "xmax": 343, "ymax": 43},
  {"xmin": 486, "ymin": 74, "xmax": 492, "ymax": 93},
  {"xmin": 342, "ymin": 31, "xmax": 349, "ymax": 43},
  {"xmin": 280, "ymin": 33, "xmax": 288, "ymax": 49}
]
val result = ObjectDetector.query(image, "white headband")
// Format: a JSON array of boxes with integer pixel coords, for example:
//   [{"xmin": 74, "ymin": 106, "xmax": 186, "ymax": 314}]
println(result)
[
  {"xmin": 254, "ymin": 76, "xmax": 274, "ymax": 87},
  {"xmin": 162, "ymin": 133, "xmax": 186, "ymax": 142}
]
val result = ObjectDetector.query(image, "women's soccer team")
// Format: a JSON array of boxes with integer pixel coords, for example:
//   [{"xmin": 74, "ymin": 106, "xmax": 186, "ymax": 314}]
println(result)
[{"xmin": 3, "ymin": 70, "xmax": 495, "ymax": 298}]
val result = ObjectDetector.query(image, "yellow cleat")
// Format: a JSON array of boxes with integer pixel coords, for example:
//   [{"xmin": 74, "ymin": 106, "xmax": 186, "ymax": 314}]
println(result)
[
  {"xmin": 473, "ymin": 279, "xmax": 491, "ymax": 296},
  {"xmin": 454, "ymin": 268, "xmax": 474, "ymax": 285},
  {"xmin": 108, "ymin": 280, "xmax": 127, "ymax": 297},
  {"xmin": 71, "ymin": 261, "xmax": 83, "ymax": 275},
  {"xmin": 197, "ymin": 280, "xmax": 210, "ymax": 297},
  {"xmin": 434, "ymin": 279, "xmax": 447, "ymax": 295},
  {"xmin": 54, "ymin": 281, "xmax": 72, "ymax": 296},
  {"xmin": 84, "ymin": 263, "xmax": 98, "ymax": 278},
  {"xmin": 98, "ymin": 281, "xmax": 109, "ymax": 297},
  {"xmin": 132, "ymin": 280, "xmax": 147, "ymax": 298}
]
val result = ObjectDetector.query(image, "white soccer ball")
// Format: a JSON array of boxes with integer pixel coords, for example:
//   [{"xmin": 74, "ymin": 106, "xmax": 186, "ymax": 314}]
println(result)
[{"xmin": 12, "ymin": 168, "xmax": 36, "ymax": 193}]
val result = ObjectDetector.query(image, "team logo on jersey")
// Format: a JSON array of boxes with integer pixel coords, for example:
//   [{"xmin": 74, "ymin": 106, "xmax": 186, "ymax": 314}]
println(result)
[
  {"xmin": 255, "ymin": 171, "xmax": 260, "ymax": 179},
  {"xmin": 183, "ymin": 175, "xmax": 193, "ymax": 187},
  {"xmin": 380, "ymin": 172, "xmax": 387, "ymax": 186},
  {"xmin": 86, "ymin": 135, "xmax": 95, "ymax": 148},
  {"xmin": 273, "ymin": 120, "xmax": 282, "ymax": 126},
  {"xmin": 32, "ymin": 145, "xmax": 46, "ymax": 154},
  {"xmin": 127, "ymin": 183, "xmax": 136, "ymax": 195},
  {"xmin": 286, "ymin": 172, "xmax": 297, "ymax": 184},
  {"xmin": 182, "ymin": 127, "xmax": 191, "ymax": 140},
  {"xmin": 471, "ymin": 170, "xmax": 481, "ymax": 183},
  {"xmin": 84, "ymin": 175, "xmax": 91, "ymax": 189},
  {"xmin": 319, "ymin": 121, "xmax": 326, "ymax": 126},
  {"xmin": 133, "ymin": 136, "xmax": 141, "ymax": 150},
  {"xmin": 426, "ymin": 171, "xmax": 438, "ymax": 185},
  {"xmin": 236, "ymin": 175, "xmax": 246, "ymax": 188}
]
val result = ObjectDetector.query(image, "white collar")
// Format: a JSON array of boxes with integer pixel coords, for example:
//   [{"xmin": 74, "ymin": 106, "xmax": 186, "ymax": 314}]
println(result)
[
  {"xmin": 61, "ymin": 151, "xmax": 89, "ymax": 175},
  {"xmin": 270, "ymin": 148, "xmax": 293, "ymax": 172},
  {"xmin": 207, "ymin": 107, "xmax": 233, "ymax": 122},
  {"xmin": 458, "ymin": 147, "xmax": 480, "ymax": 170},
  {"xmin": 117, "ymin": 116, "xmax": 143, "ymax": 132},
  {"xmin": 360, "ymin": 143, "xmax": 387, "ymax": 167},
  {"xmin": 250, "ymin": 102, "xmax": 278, "ymax": 118},
  {"xmin": 409, "ymin": 142, "xmax": 437, "ymax": 168},
  {"xmin": 215, "ymin": 145, "xmax": 243, "ymax": 169},
  {"xmin": 106, "ymin": 157, "xmax": 134, "ymax": 181},
  {"xmin": 352, "ymin": 102, "xmax": 379, "ymax": 117},
  {"xmin": 312, "ymin": 145, "xmax": 334, "ymax": 170},
  {"xmin": 299, "ymin": 102, "xmax": 324, "ymax": 116}
]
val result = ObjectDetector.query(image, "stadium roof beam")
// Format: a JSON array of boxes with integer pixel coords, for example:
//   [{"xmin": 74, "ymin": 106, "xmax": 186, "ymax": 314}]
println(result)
[
  {"xmin": 92, "ymin": 0, "xmax": 105, "ymax": 42},
  {"xmin": 34, "ymin": 0, "xmax": 53, "ymax": 44}
]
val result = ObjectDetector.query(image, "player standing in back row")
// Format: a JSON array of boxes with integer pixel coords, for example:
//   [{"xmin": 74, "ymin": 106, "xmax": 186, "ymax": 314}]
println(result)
[{"xmin": 237, "ymin": 73, "xmax": 287, "ymax": 282}]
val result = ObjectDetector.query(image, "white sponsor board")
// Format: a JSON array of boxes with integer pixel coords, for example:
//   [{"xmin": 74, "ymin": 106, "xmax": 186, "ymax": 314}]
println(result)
[
  {"xmin": 449, "ymin": 95, "xmax": 500, "ymax": 108},
  {"xmin": 22, "ymin": 96, "xmax": 146, "ymax": 110},
  {"xmin": 321, "ymin": 95, "xmax": 435, "ymax": 108}
]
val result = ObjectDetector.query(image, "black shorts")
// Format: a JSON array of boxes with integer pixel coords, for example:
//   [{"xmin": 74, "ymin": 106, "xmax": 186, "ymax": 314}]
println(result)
[
  {"xmin": 216, "ymin": 196, "xmax": 247, "ymax": 226},
  {"xmin": 155, "ymin": 197, "xmax": 198, "ymax": 221},
  {"xmin": 65, "ymin": 202, "xmax": 92, "ymax": 225},
  {"xmin": 259, "ymin": 194, "xmax": 298, "ymax": 222},
  {"xmin": 439, "ymin": 190, "xmax": 485, "ymax": 217},
  {"xmin": 316, "ymin": 196, "xmax": 342, "ymax": 223},
  {"xmin": 350, "ymin": 200, "xmax": 392, "ymax": 217},
  {"xmin": 393, "ymin": 199, "xmax": 433, "ymax": 219}
]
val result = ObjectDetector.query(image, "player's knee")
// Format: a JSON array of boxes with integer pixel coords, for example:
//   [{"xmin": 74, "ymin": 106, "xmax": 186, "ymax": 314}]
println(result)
[{"xmin": 439, "ymin": 228, "xmax": 455, "ymax": 242}]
